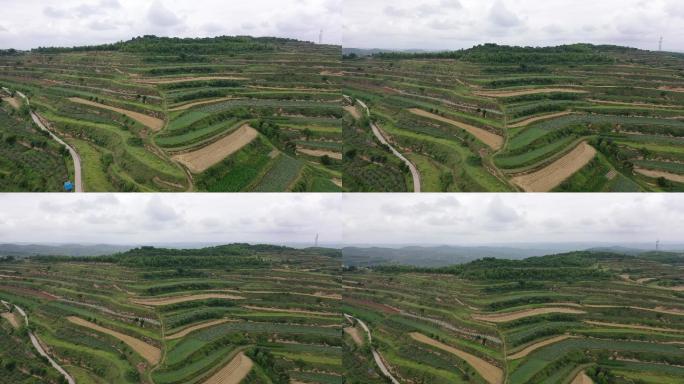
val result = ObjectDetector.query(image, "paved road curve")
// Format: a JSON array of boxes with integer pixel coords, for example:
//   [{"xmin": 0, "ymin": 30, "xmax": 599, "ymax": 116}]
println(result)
[
  {"xmin": 348, "ymin": 97, "xmax": 421, "ymax": 192},
  {"xmin": 12, "ymin": 90, "xmax": 83, "ymax": 192},
  {"xmin": 345, "ymin": 314, "xmax": 401, "ymax": 384},
  {"xmin": 2, "ymin": 300, "xmax": 76, "ymax": 384}
]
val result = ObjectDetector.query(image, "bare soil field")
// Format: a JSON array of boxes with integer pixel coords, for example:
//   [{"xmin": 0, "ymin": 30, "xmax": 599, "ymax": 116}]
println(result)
[
  {"xmin": 131, "ymin": 293, "xmax": 245, "ymax": 306},
  {"xmin": 508, "ymin": 111, "xmax": 574, "ymax": 128},
  {"xmin": 659, "ymin": 86, "xmax": 684, "ymax": 93},
  {"xmin": 137, "ymin": 76, "xmax": 248, "ymax": 85},
  {"xmin": 202, "ymin": 351, "xmax": 253, "ymax": 384},
  {"xmin": 474, "ymin": 88, "xmax": 588, "ymax": 98},
  {"xmin": 511, "ymin": 142, "xmax": 597, "ymax": 192},
  {"xmin": 168, "ymin": 97, "xmax": 239, "ymax": 112},
  {"xmin": 242, "ymin": 305, "xmax": 337, "ymax": 316},
  {"xmin": 408, "ymin": 108, "xmax": 503, "ymax": 150},
  {"xmin": 584, "ymin": 304, "xmax": 684, "ymax": 316},
  {"xmin": 68, "ymin": 97, "xmax": 164, "ymax": 131},
  {"xmin": 473, "ymin": 307, "xmax": 586, "ymax": 323},
  {"xmin": 344, "ymin": 105, "xmax": 362, "ymax": 119},
  {"xmin": 588, "ymin": 99, "xmax": 680, "ymax": 108},
  {"xmin": 297, "ymin": 147, "xmax": 342, "ymax": 160},
  {"xmin": 571, "ymin": 370, "xmax": 594, "ymax": 384},
  {"xmin": 173, "ymin": 125, "xmax": 258, "ymax": 173},
  {"xmin": 1, "ymin": 312, "xmax": 20, "ymax": 329},
  {"xmin": 584, "ymin": 320, "xmax": 684, "ymax": 333},
  {"xmin": 508, "ymin": 335, "xmax": 574, "ymax": 359},
  {"xmin": 344, "ymin": 297, "xmax": 401, "ymax": 314},
  {"xmin": 2, "ymin": 96, "xmax": 20, "ymax": 109},
  {"xmin": 166, "ymin": 319, "xmax": 233, "ymax": 340},
  {"xmin": 67, "ymin": 316, "xmax": 161, "ymax": 365},
  {"xmin": 344, "ymin": 327, "xmax": 364, "ymax": 346},
  {"xmin": 409, "ymin": 332, "xmax": 503, "ymax": 384},
  {"xmin": 635, "ymin": 168, "xmax": 684, "ymax": 183}
]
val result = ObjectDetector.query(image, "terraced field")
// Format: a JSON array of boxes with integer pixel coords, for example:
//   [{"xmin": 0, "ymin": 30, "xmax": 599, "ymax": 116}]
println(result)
[
  {"xmin": 0, "ymin": 244, "xmax": 343, "ymax": 383},
  {"xmin": 342, "ymin": 44, "xmax": 684, "ymax": 191},
  {"xmin": 0, "ymin": 35, "xmax": 342, "ymax": 192},
  {"xmin": 342, "ymin": 251, "xmax": 684, "ymax": 383}
]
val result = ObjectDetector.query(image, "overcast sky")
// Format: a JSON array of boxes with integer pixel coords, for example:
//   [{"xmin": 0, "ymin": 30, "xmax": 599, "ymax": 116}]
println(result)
[
  {"xmin": 0, "ymin": 194, "xmax": 341, "ymax": 245},
  {"xmin": 0, "ymin": 194, "xmax": 682, "ymax": 247},
  {"xmin": 342, "ymin": 194, "xmax": 684, "ymax": 246},
  {"xmin": 343, "ymin": 0, "xmax": 684, "ymax": 52},
  {"xmin": 0, "ymin": 0, "xmax": 342, "ymax": 50}
]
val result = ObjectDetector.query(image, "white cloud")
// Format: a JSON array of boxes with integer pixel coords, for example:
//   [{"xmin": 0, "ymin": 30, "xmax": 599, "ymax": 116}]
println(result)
[
  {"xmin": 342, "ymin": 194, "xmax": 684, "ymax": 245},
  {"xmin": 0, "ymin": 0, "xmax": 342, "ymax": 50},
  {"xmin": 0, "ymin": 194, "xmax": 342, "ymax": 245},
  {"xmin": 343, "ymin": 0, "xmax": 684, "ymax": 52}
]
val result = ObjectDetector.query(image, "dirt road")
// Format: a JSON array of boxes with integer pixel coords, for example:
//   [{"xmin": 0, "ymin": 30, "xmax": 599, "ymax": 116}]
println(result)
[
  {"xmin": 475, "ymin": 88, "xmax": 588, "ymax": 98},
  {"xmin": 167, "ymin": 319, "xmax": 233, "ymax": 340},
  {"xmin": 6, "ymin": 302, "xmax": 76, "ymax": 384},
  {"xmin": 571, "ymin": 371, "xmax": 594, "ymax": 384},
  {"xmin": 31, "ymin": 110, "xmax": 83, "ymax": 192},
  {"xmin": 344, "ymin": 313, "xmax": 400, "ymax": 384},
  {"xmin": 349, "ymin": 97, "xmax": 421, "ymax": 192}
]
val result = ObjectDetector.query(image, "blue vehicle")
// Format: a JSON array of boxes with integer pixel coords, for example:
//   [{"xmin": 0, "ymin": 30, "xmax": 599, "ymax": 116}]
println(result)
[{"xmin": 64, "ymin": 181, "xmax": 74, "ymax": 192}]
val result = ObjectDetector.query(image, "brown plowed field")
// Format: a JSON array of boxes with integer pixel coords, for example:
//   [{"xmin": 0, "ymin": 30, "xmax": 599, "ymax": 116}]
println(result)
[
  {"xmin": 67, "ymin": 316, "xmax": 161, "ymax": 365},
  {"xmin": 344, "ymin": 327, "xmax": 364, "ymax": 346},
  {"xmin": 508, "ymin": 335, "xmax": 574, "ymax": 359},
  {"xmin": 242, "ymin": 305, "xmax": 338, "ymax": 316},
  {"xmin": 473, "ymin": 307, "xmax": 586, "ymax": 323},
  {"xmin": 68, "ymin": 97, "xmax": 164, "ymax": 131},
  {"xmin": 511, "ymin": 142, "xmax": 597, "ymax": 192},
  {"xmin": 635, "ymin": 168, "xmax": 684, "ymax": 183},
  {"xmin": 166, "ymin": 319, "xmax": 233, "ymax": 340},
  {"xmin": 131, "ymin": 293, "xmax": 245, "ymax": 306},
  {"xmin": 408, "ymin": 108, "xmax": 503, "ymax": 150},
  {"xmin": 344, "ymin": 105, "xmax": 362, "ymax": 119},
  {"xmin": 169, "ymin": 97, "xmax": 239, "ymax": 111},
  {"xmin": 1, "ymin": 312, "xmax": 20, "ymax": 329},
  {"xmin": 137, "ymin": 76, "xmax": 248, "ymax": 84},
  {"xmin": 410, "ymin": 332, "xmax": 503, "ymax": 384},
  {"xmin": 475, "ymin": 88, "xmax": 588, "ymax": 97},
  {"xmin": 173, "ymin": 125, "xmax": 258, "ymax": 173},
  {"xmin": 297, "ymin": 147, "xmax": 342, "ymax": 160},
  {"xmin": 508, "ymin": 111, "xmax": 573, "ymax": 128},
  {"xmin": 202, "ymin": 351, "xmax": 253, "ymax": 384}
]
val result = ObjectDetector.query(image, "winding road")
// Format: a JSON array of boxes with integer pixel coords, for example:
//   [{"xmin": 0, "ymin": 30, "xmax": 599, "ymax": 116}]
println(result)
[
  {"xmin": 344, "ymin": 313, "xmax": 401, "ymax": 384},
  {"xmin": 2, "ymin": 300, "xmax": 75, "ymax": 384},
  {"xmin": 346, "ymin": 97, "xmax": 421, "ymax": 192},
  {"xmin": 9, "ymin": 90, "xmax": 83, "ymax": 192}
]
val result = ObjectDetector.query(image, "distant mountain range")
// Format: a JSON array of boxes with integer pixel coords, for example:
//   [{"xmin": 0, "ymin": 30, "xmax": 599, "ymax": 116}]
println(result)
[
  {"xmin": 0, "ymin": 243, "xmax": 135, "ymax": 257},
  {"xmin": 343, "ymin": 243, "xmax": 684, "ymax": 267}
]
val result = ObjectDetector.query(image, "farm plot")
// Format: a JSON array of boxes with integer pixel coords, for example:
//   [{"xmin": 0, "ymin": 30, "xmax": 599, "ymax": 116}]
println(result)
[
  {"xmin": 0, "ymin": 244, "xmax": 343, "ymax": 384},
  {"xmin": 511, "ymin": 142, "xmax": 597, "ymax": 192},
  {"xmin": 343, "ymin": 249, "xmax": 684, "ymax": 383},
  {"xmin": 341, "ymin": 43, "xmax": 684, "ymax": 191},
  {"xmin": 172, "ymin": 125, "xmax": 259, "ymax": 173},
  {"xmin": 0, "ymin": 34, "xmax": 342, "ymax": 191}
]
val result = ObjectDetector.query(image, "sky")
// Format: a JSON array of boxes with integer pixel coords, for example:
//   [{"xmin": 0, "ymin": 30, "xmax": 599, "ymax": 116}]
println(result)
[
  {"xmin": 343, "ymin": 0, "xmax": 684, "ymax": 52},
  {"xmin": 0, "ymin": 194, "xmax": 682, "ymax": 247},
  {"xmin": 342, "ymin": 194, "xmax": 684, "ymax": 246},
  {"xmin": 0, "ymin": 0, "xmax": 342, "ymax": 50},
  {"xmin": 0, "ymin": 194, "xmax": 342, "ymax": 245}
]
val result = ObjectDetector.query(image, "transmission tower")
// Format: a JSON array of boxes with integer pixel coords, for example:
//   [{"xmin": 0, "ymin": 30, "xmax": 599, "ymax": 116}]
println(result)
[
  {"xmin": 319, "ymin": 29, "xmax": 323, "ymax": 45},
  {"xmin": 315, "ymin": 233, "xmax": 319, "ymax": 247},
  {"xmin": 656, "ymin": 239, "xmax": 660, "ymax": 251},
  {"xmin": 659, "ymin": 36, "xmax": 663, "ymax": 51}
]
